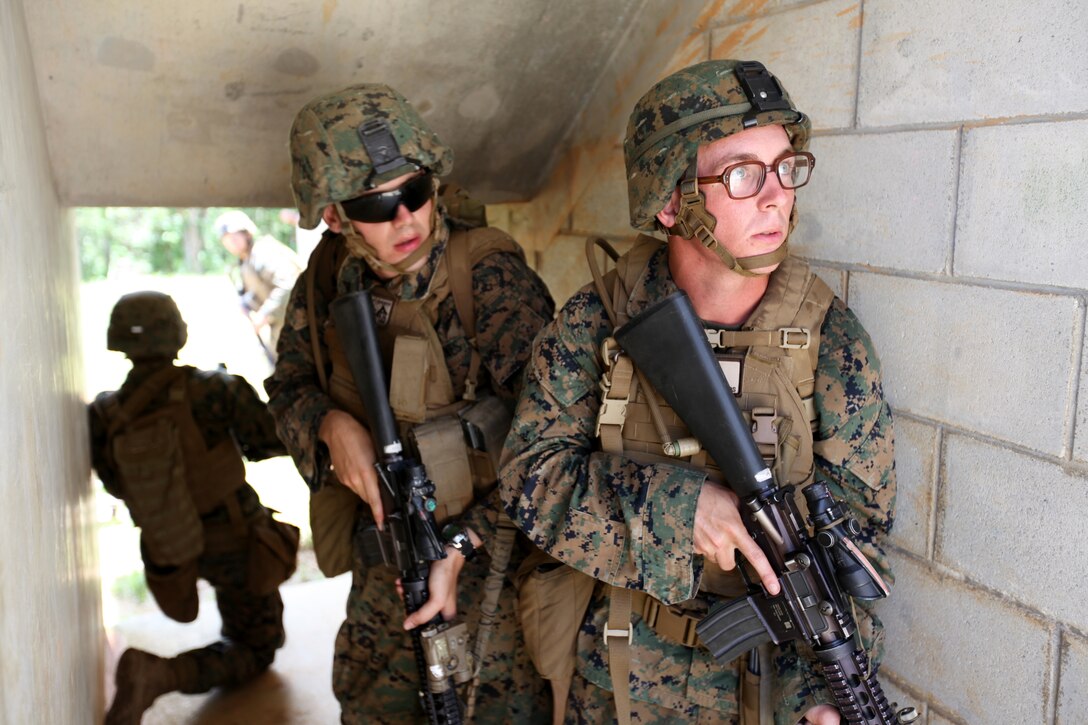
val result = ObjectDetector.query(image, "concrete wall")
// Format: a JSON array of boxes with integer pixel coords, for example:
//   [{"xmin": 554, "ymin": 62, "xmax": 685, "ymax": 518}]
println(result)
[
  {"xmin": 0, "ymin": 0, "xmax": 102, "ymax": 722},
  {"xmin": 516, "ymin": 1, "xmax": 1088, "ymax": 723}
]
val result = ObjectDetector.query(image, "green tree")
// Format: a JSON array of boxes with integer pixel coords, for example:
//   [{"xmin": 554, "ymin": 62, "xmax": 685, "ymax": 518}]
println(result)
[{"xmin": 76, "ymin": 207, "xmax": 300, "ymax": 281}]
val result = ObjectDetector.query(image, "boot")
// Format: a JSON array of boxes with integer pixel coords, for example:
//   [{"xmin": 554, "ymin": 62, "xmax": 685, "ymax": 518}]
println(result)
[{"xmin": 105, "ymin": 648, "xmax": 179, "ymax": 725}]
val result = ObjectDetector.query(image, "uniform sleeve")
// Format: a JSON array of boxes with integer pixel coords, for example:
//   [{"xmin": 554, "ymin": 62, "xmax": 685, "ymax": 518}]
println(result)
[
  {"xmin": 499, "ymin": 290, "xmax": 707, "ymax": 605},
  {"xmin": 224, "ymin": 373, "xmax": 288, "ymax": 460},
  {"xmin": 470, "ymin": 250, "xmax": 555, "ymax": 402},
  {"xmin": 812, "ymin": 298, "xmax": 896, "ymax": 586},
  {"xmin": 456, "ymin": 250, "xmax": 555, "ymax": 544},
  {"xmin": 187, "ymin": 370, "xmax": 287, "ymax": 461},
  {"xmin": 263, "ymin": 259, "xmax": 338, "ymax": 490}
]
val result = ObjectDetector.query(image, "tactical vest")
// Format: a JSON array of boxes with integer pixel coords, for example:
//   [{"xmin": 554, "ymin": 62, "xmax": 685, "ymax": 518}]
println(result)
[
  {"xmin": 596, "ymin": 236, "xmax": 833, "ymax": 490},
  {"xmin": 95, "ymin": 365, "xmax": 248, "ymax": 566},
  {"xmin": 309, "ymin": 225, "xmax": 524, "ymax": 529},
  {"xmin": 591, "ymin": 236, "xmax": 834, "ymax": 725}
]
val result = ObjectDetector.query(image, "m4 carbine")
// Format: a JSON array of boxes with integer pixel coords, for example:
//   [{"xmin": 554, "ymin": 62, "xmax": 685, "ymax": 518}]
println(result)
[
  {"xmin": 614, "ymin": 291, "xmax": 916, "ymax": 725},
  {"xmin": 330, "ymin": 290, "xmax": 470, "ymax": 725}
]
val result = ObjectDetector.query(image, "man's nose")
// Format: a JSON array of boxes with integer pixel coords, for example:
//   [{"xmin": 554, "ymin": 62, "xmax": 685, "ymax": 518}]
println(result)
[
  {"xmin": 392, "ymin": 202, "xmax": 414, "ymax": 224},
  {"xmin": 758, "ymin": 168, "xmax": 790, "ymax": 206}
]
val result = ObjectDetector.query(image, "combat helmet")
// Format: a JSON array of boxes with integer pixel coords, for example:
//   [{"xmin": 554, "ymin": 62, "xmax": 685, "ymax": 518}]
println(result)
[
  {"xmin": 107, "ymin": 291, "xmax": 188, "ymax": 360},
  {"xmin": 212, "ymin": 210, "xmax": 258, "ymax": 239},
  {"xmin": 289, "ymin": 84, "xmax": 453, "ymax": 275},
  {"xmin": 624, "ymin": 60, "xmax": 810, "ymax": 276}
]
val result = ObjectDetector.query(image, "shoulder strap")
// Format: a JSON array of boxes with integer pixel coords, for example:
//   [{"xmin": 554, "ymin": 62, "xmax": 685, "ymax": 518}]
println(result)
[
  {"xmin": 443, "ymin": 227, "xmax": 522, "ymax": 400},
  {"xmin": 102, "ymin": 365, "xmax": 186, "ymax": 436},
  {"xmin": 305, "ymin": 231, "xmax": 348, "ymax": 394},
  {"xmin": 586, "ymin": 237, "xmax": 622, "ymax": 329},
  {"xmin": 447, "ymin": 228, "xmax": 479, "ymax": 340}
]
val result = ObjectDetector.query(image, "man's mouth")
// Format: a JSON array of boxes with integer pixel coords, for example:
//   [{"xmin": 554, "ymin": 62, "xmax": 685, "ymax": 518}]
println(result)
[{"xmin": 752, "ymin": 229, "xmax": 784, "ymax": 243}]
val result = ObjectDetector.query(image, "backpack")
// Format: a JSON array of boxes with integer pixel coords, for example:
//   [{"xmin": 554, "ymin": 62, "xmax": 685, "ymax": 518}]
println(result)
[{"xmin": 96, "ymin": 366, "xmax": 204, "ymax": 568}]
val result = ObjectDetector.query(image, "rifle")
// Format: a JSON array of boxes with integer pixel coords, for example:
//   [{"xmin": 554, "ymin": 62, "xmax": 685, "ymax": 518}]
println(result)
[
  {"xmin": 613, "ymin": 291, "xmax": 917, "ymax": 725},
  {"xmin": 330, "ymin": 289, "xmax": 470, "ymax": 725}
]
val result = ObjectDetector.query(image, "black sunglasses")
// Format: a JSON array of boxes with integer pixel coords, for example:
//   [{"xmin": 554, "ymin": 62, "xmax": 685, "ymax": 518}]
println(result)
[{"xmin": 340, "ymin": 172, "xmax": 434, "ymax": 223}]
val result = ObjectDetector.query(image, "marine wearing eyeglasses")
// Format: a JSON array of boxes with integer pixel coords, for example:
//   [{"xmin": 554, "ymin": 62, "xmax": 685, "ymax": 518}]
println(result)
[
  {"xmin": 500, "ymin": 60, "xmax": 897, "ymax": 725},
  {"xmin": 265, "ymin": 84, "xmax": 554, "ymax": 724}
]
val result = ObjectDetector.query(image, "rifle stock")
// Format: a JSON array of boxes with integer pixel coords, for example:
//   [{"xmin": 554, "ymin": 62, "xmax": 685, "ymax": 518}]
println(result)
[
  {"xmin": 614, "ymin": 291, "xmax": 916, "ymax": 725},
  {"xmin": 329, "ymin": 290, "xmax": 466, "ymax": 725}
]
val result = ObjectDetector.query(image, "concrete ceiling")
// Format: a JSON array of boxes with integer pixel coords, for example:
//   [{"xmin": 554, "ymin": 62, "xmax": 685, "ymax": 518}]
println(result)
[{"xmin": 23, "ymin": 0, "xmax": 665, "ymax": 208}]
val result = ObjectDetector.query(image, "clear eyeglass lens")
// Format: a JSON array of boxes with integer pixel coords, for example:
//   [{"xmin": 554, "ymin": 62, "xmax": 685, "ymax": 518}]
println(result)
[
  {"xmin": 728, "ymin": 164, "xmax": 762, "ymax": 197},
  {"xmin": 778, "ymin": 154, "xmax": 811, "ymax": 188}
]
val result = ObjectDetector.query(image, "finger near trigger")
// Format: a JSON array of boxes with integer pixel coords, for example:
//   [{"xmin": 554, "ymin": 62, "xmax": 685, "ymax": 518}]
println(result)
[{"xmin": 741, "ymin": 541, "xmax": 781, "ymax": 595}]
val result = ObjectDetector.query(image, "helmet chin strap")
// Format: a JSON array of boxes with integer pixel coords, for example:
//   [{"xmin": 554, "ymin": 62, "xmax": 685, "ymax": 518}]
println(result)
[
  {"xmin": 334, "ymin": 192, "xmax": 440, "ymax": 277},
  {"xmin": 667, "ymin": 178, "xmax": 789, "ymax": 277}
]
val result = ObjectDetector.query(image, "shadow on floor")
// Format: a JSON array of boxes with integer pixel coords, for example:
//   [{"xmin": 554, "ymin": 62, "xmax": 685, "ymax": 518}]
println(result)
[{"xmin": 105, "ymin": 574, "xmax": 351, "ymax": 724}]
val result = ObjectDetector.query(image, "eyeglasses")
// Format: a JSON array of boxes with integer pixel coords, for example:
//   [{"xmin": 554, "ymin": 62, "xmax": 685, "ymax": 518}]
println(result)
[
  {"xmin": 339, "ymin": 172, "xmax": 434, "ymax": 223},
  {"xmin": 695, "ymin": 151, "xmax": 815, "ymax": 200}
]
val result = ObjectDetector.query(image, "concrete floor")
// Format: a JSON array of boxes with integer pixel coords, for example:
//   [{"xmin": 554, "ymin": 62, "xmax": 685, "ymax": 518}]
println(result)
[{"xmin": 104, "ymin": 574, "xmax": 351, "ymax": 724}]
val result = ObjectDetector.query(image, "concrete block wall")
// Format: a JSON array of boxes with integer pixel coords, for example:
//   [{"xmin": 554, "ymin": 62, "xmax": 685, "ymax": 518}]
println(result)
[
  {"xmin": 0, "ymin": 0, "xmax": 103, "ymax": 721},
  {"xmin": 517, "ymin": 0, "xmax": 1088, "ymax": 722}
]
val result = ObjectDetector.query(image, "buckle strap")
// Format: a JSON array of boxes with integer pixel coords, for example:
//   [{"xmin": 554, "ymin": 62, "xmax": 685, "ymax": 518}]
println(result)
[
  {"xmin": 606, "ymin": 587, "xmax": 634, "ymax": 725},
  {"xmin": 596, "ymin": 339, "xmax": 634, "ymax": 452},
  {"xmin": 633, "ymin": 591, "xmax": 701, "ymax": 648},
  {"xmin": 705, "ymin": 327, "xmax": 811, "ymax": 350}
]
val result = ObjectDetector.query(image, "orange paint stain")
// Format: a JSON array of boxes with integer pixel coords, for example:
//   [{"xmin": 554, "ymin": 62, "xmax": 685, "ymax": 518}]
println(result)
[
  {"xmin": 695, "ymin": 0, "xmax": 728, "ymax": 32},
  {"xmin": 322, "ymin": 0, "xmax": 337, "ymax": 25},
  {"xmin": 711, "ymin": 21, "xmax": 758, "ymax": 58},
  {"xmin": 734, "ymin": 0, "xmax": 773, "ymax": 19}
]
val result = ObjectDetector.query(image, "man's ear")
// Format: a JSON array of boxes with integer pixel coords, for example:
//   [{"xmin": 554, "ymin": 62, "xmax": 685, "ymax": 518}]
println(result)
[
  {"xmin": 655, "ymin": 187, "xmax": 681, "ymax": 229},
  {"xmin": 321, "ymin": 205, "xmax": 343, "ymax": 233}
]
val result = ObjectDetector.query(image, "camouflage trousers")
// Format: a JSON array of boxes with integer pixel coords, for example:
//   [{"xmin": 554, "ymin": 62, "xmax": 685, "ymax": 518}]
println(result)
[
  {"xmin": 568, "ymin": 673, "xmax": 739, "ymax": 724},
  {"xmin": 568, "ymin": 639, "xmax": 824, "ymax": 725},
  {"xmin": 142, "ymin": 493, "xmax": 286, "ymax": 694},
  {"xmin": 332, "ymin": 528, "xmax": 550, "ymax": 724},
  {"xmin": 167, "ymin": 543, "xmax": 285, "ymax": 693}
]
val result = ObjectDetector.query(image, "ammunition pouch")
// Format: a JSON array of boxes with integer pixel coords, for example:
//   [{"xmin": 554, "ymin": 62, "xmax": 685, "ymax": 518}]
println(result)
[
  {"xmin": 247, "ymin": 515, "xmax": 301, "ymax": 595},
  {"xmin": 309, "ymin": 480, "xmax": 361, "ymax": 578},
  {"xmin": 412, "ymin": 393, "xmax": 511, "ymax": 524},
  {"xmin": 514, "ymin": 546, "xmax": 596, "ymax": 722},
  {"xmin": 411, "ymin": 414, "xmax": 475, "ymax": 523}
]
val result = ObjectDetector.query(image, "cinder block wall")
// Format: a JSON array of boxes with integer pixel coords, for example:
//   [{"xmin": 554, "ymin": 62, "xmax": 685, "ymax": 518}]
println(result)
[
  {"xmin": 0, "ymin": 0, "xmax": 102, "ymax": 721},
  {"xmin": 513, "ymin": 1, "xmax": 1088, "ymax": 722}
]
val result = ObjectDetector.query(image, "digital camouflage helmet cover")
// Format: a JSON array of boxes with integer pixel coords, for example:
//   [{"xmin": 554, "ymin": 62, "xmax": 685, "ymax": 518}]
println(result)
[
  {"xmin": 289, "ymin": 83, "xmax": 453, "ymax": 231},
  {"xmin": 624, "ymin": 60, "xmax": 810, "ymax": 275},
  {"xmin": 107, "ymin": 291, "xmax": 188, "ymax": 360}
]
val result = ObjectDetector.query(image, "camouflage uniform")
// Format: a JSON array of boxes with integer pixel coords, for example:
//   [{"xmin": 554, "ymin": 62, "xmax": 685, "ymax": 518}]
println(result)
[
  {"xmin": 89, "ymin": 362, "xmax": 290, "ymax": 696},
  {"xmin": 265, "ymin": 213, "xmax": 555, "ymax": 723},
  {"xmin": 500, "ymin": 60, "xmax": 896, "ymax": 724}
]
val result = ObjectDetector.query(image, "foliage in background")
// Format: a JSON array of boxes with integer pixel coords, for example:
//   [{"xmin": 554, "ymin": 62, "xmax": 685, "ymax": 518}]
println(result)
[
  {"xmin": 110, "ymin": 570, "xmax": 150, "ymax": 604},
  {"xmin": 76, "ymin": 207, "xmax": 298, "ymax": 281}
]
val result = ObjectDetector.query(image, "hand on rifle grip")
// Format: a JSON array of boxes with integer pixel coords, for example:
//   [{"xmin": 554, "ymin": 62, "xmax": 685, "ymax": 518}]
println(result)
[
  {"xmin": 319, "ymin": 409, "xmax": 385, "ymax": 527},
  {"xmin": 694, "ymin": 482, "xmax": 781, "ymax": 596}
]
